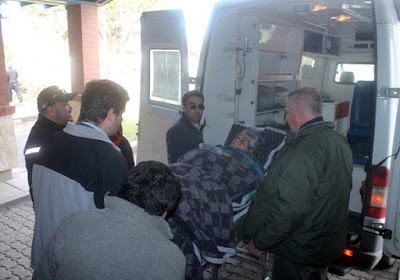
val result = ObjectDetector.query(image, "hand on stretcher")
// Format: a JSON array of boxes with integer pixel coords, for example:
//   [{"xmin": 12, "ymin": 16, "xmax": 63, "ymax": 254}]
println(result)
[{"xmin": 247, "ymin": 239, "xmax": 264, "ymax": 257}]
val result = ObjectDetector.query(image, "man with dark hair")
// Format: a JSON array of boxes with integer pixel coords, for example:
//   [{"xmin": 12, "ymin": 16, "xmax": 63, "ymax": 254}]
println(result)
[
  {"xmin": 119, "ymin": 161, "xmax": 181, "ymax": 216},
  {"xmin": 24, "ymin": 86, "xmax": 77, "ymax": 202},
  {"xmin": 237, "ymin": 88, "xmax": 353, "ymax": 280},
  {"xmin": 33, "ymin": 161, "xmax": 185, "ymax": 280},
  {"xmin": 31, "ymin": 79, "xmax": 130, "ymax": 268},
  {"xmin": 78, "ymin": 80, "xmax": 128, "ymax": 126},
  {"xmin": 166, "ymin": 90, "xmax": 205, "ymax": 163}
]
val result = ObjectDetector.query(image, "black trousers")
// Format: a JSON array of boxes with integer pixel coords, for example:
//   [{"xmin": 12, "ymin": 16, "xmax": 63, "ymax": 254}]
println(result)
[{"xmin": 272, "ymin": 255, "xmax": 328, "ymax": 280}]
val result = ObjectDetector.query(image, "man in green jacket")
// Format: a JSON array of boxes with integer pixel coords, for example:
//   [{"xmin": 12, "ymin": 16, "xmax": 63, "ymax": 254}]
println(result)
[{"xmin": 236, "ymin": 88, "xmax": 353, "ymax": 280}]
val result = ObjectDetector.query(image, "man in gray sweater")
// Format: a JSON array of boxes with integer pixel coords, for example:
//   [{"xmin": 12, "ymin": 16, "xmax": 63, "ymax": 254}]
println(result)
[{"xmin": 32, "ymin": 161, "xmax": 186, "ymax": 280}]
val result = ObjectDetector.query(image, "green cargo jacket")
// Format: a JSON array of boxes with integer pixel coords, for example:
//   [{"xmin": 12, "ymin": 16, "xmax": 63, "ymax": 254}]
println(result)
[{"xmin": 236, "ymin": 122, "xmax": 353, "ymax": 267}]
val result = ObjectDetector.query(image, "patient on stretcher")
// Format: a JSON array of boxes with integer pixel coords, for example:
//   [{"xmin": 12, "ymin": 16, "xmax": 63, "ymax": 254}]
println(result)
[
  {"xmin": 168, "ymin": 124, "xmax": 286, "ymax": 280},
  {"xmin": 199, "ymin": 128, "xmax": 264, "ymax": 178}
]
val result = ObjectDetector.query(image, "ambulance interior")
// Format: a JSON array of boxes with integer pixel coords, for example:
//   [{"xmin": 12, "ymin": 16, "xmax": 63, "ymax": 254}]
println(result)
[{"xmin": 200, "ymin": 0, "xmax": 374, "ymax": 148}]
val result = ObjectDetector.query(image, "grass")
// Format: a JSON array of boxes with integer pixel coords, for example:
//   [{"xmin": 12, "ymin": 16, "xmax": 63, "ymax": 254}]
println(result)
[
  {"xmin": 122, "ymin": 118, "xmax": 138, "ymax": 142},
  {"xmin": 17, "ymin": 91, "xmax": 37, "ymax": 102}
]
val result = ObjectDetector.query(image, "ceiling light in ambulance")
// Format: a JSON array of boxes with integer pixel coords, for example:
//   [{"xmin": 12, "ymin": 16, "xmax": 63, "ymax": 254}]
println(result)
[
  {"xmin": 312, "ymin": 5, "xmax": 327, "ymax": 12},
  {"xmin": 331, "ymin": 15, "xmax": 352, "ymax": 21}
]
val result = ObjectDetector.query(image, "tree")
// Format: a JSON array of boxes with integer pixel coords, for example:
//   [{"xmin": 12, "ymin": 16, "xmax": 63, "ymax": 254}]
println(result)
[
  {"xmin": 2, "ymin": 3, "xmax": 69, "ymax": 95},
  {"xmin": 21, "ymin": 4, "xmax": 68, "ymax": 41},
  {"xmin": 99, "ymin": 0, "xmax": 168, "ymax": 55}
]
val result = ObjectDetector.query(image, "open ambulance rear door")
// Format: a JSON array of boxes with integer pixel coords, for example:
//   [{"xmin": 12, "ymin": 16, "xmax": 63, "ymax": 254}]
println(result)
[{"xmin": 136, "ymin": 10, "xmax": 189, "ymax": 163}]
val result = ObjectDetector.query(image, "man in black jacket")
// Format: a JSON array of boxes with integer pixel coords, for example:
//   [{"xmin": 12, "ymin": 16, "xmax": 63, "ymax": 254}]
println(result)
[
  {"xmin": 30, "ymin": 79, "xmax": 130, "ymax": 269},
  {"xmin": 166, "ymin": 90, "xmax": 205, "ymax": 163},
  {"xmin": 24, "ymin": 86, "xmax": 77, "ymax": 201}
]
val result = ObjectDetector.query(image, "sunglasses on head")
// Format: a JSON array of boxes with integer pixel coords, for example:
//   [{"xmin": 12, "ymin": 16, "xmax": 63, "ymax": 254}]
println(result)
[
  {"xmin": 47, "ymin": 90, "xmax": 68, "ymax": 106},
  {"xmin": 189, "ymin": 104, "xmax": 205, "ymax": 110},
  {"xmin": 47, "ymin": 94, "xmax": 60, "ymax": 106}
]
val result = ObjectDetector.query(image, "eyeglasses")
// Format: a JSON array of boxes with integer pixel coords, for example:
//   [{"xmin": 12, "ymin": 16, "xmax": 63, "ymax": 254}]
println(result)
[{"xmin": 189, "ymin": 104, "xmax": 205, "ymax": 110}]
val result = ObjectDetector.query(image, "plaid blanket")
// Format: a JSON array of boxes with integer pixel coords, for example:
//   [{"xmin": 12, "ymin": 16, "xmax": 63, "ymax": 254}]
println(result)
[{"xmin": 168, "ymin": 146, "xmax": 262, "ymax": 279}]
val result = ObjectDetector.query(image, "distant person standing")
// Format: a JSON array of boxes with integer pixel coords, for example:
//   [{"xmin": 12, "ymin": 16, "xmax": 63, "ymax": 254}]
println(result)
[
  {"xmin": 7, "ymin": 64, "xmax": 23, "ymax": 103},
  {"xmin": 24, "ymin": 86, "xmax": 77, "ymax": 202},
  {"xmin": 166, "ymin": 90, "xmax": 205, "ymax": 163}
]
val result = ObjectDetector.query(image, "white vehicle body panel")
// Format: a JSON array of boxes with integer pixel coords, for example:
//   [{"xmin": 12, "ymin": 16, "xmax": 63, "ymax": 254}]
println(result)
[{"xmin": 376, "ymin": 0, "xmax": 400, "ymax": 257}]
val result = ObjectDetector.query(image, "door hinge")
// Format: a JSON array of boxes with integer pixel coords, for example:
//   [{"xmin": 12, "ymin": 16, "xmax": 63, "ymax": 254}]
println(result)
[{"xmin": 378, "ymin": 87, "xmax": 400, "ymax": 98}]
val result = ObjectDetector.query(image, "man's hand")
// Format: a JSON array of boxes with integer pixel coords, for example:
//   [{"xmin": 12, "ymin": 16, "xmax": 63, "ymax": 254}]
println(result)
[{"xmin": 247, "ymin": 239, "xmax": 264, "ymax": 257}]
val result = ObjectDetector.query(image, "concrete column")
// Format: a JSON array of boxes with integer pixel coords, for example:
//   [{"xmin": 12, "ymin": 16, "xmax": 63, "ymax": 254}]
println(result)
[
  {"xmin": 66, "ymin": 5, "xmax": 100, "ymax": 121},
  {"xmin": 0, "ymin": 19, "xmax": 18, "ymax": 180},
  {"xmin": 0, "ymin": 20, "xmax": 12, "ymax": 106}
]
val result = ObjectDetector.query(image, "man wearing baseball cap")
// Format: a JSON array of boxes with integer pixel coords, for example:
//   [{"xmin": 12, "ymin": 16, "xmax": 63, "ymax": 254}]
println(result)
[
  {"xmin": 30, "ymin": 79, "xmax": 130, "ymax": 269},
  {"xmin": 24, "ymin": 86, "xmax": 77, "ymax": 201}
]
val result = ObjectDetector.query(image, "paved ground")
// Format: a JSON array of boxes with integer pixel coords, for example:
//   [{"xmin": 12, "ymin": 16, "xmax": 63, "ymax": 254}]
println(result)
[
  {"xmin": 205, "ymin": 244, "xmax": 400, "ymax": 280},
  {"xmin": 0, "ymin": 101, "xmax": 399, "ymax": 279},
  {"xmin": 0, "ymin": 198, "xmax": 399, "ymax": 280},
  {"xmin": 0, "ymin": 199, "xmax": 33, "ymax": 280},
  {"xmin": 0, "ymin": 102, "xmax": 35, "ymax": 279},
  {"xmin": 0, "ymin": 198, "xmax": 400, "ymax": 280}
]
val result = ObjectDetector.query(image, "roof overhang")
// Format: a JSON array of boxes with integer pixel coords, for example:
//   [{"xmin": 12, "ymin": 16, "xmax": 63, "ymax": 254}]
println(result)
[{"xmin": 14, "ymin": 0, "xmax": 112, "ymax": 7}]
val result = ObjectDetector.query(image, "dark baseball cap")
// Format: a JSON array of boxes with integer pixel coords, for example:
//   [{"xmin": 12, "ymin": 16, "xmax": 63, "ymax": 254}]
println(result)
[{"xmin": 38, "ymin": 86, "xmax": 77, "ymax": 110}]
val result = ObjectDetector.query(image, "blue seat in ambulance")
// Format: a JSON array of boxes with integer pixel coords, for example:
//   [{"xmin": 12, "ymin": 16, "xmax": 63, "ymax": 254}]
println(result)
[{"xmin": 346, "ymin": 81, "xmax": 374, "ymax": 165}]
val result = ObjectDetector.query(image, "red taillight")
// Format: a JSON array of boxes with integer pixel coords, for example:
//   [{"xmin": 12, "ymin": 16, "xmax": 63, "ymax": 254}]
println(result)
[
  {"xmin": 344, "ymin": 249, "xmax": 354, "ymax": 257},
  {"xmin": 367, "ymin": 206, "xmax": 386, "ymax": 218},
  {"xmin": 366, "ymin": 166, "xmax": 389, "ymax": 219},
  {"xmin": 371, "ymin": 166, "xmax": 389, "ymax": 186}
]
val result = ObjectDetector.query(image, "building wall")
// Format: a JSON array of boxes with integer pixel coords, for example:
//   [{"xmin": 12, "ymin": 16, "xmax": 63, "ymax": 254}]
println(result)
[
  {"xmin": 67, "ymin": 5, "xmax": 100, "ymax": 121},
  {"xmin": 0, "ymin": 19, "xmax": 17, "ymax": 178},
  {"xmin": 0, "ymin": 115, "xmax": 18, "ymax": 173}
]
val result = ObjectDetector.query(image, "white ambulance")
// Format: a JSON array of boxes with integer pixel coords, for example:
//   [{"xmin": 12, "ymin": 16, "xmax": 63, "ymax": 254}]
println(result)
[{"xmin": 136, "ymin": 0, "xmax": 400, "ymax": 273}]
